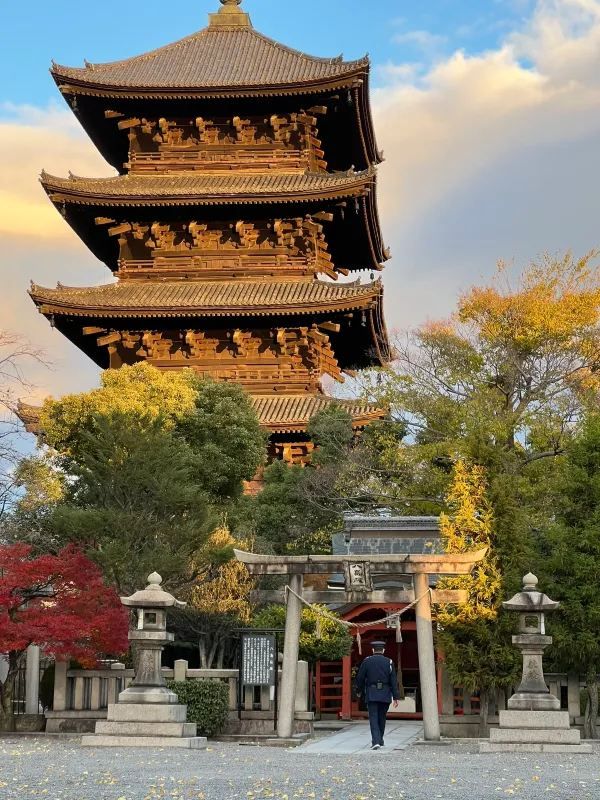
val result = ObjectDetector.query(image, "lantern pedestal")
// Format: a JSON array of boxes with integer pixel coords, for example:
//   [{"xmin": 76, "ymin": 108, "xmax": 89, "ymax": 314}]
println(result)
[
  {"xmin": 82, "ymin": 572, "xmax": 207, "ymax": 750},
  {"xmin": 479, "ymin": 574, "xmax": 591, "ymax": 754}
]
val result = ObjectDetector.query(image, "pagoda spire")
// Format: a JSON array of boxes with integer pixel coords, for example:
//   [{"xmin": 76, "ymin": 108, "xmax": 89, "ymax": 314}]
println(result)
[{"xmin": 209, "ymin": 0, "xmax": 252, "ymax": 28}]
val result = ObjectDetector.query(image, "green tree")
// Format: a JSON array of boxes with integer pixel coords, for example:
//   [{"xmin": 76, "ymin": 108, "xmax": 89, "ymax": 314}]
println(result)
[
  {"xmin": 252, "ymin": 604, "xmax": 352, "ymax": 664},
  {"xmin": 43, "ymin": 413, "xmax": 215, "ymax": 593},
  {"xmin": 233, "ymin": 406, "xmax": 355, "ymax": 554},
  {"xmin": 541, "ymin": 415, "xmax": 600, "ymax": 739},
  {"xmin": 176, "ymin": 380, "xmax": 266, "ymax": 502}
]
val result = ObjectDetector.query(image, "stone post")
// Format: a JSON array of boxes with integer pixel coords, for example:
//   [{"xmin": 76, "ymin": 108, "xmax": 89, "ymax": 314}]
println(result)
[
  {"xmin": 414, "ymin": 571, "xmax": 441, "ymax": 741},
  {"xmin": 277, "ymin": 573, "xmax": 303, "ymax": 739},
  {"xmin": 173, "ymin": 660, "xmax": 188, "ymax": 683},
  {"xmin": 25, "ymin": 645, "xmax": 41, "ymax": 715},
  {"xmin": 52, "ymin": 659, "xmax": 68, "ymax": 712},
  {"xmin": 295, "ymin": 660, "xmax": 309, "ymax": 713}
]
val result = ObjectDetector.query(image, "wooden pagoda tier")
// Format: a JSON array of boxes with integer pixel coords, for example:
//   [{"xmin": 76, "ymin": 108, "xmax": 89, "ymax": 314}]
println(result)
[
  {"xmin": 26, "ymin": 0, "xmax": 392, "ymax": 463},
  {"xmin": 50, "ymin": 0, "xmax": 380, "ymax": 174},
  {"xmin": 40, "ymin": 169, "xmax": 387, "ymax": 275}
]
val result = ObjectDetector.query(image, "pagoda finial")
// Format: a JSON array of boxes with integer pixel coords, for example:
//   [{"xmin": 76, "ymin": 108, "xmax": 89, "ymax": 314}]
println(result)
[{"xmin": 210, "ymin": 0, "xmax": 251, "ymax": 27}]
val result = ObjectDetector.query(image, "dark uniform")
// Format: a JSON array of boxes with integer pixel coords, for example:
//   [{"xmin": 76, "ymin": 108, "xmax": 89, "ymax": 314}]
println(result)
[{"xmin": 354, "ymin": 644, "xmax": 400, "ymax": 748}]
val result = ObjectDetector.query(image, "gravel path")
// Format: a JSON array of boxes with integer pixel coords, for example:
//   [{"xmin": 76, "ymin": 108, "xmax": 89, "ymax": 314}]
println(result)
[{"xmin": 0, "ymin": 737, "xmax": 598, "ymax": 800}]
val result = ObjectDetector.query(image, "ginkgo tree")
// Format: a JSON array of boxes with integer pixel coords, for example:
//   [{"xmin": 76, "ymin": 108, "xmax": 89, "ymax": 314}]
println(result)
[{"xmin": 0, "ymin": 543, "xmax": 128, "ymax": 730}]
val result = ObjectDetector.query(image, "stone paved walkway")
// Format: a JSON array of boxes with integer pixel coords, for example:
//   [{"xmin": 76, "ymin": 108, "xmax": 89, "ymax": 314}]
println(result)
[{"xmin": 301, "ymin": 720, "xmax": 424, "ymax": 754}]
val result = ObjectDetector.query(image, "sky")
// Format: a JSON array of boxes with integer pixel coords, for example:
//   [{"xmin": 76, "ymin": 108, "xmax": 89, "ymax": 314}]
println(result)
[{"xmin": 1, "ymin": 0, "xmax": 600, "ymax": 402}]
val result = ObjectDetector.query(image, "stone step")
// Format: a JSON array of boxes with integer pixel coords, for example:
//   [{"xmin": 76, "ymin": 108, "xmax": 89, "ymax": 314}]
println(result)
[
  {"xmin": 95, "ymin": 721, "xmax": 197, "ymax": 738},
  {"xmin": 480, "ymin": 742, "xmax": 593, "ymax": 754},
  {"xmin": 499, "ymin": 710, "xmax": 570, "ymax": 730},
  {"xmin": 81, "ymin": 735, "xmax": 207, "ymax": 749},
  {"xmin": 107, "ymin": 704, "xmax": 187, "ymax": 723},
  {"xmin": 490, "ymin": 728, "xmax": 581, "ymax": 744}
]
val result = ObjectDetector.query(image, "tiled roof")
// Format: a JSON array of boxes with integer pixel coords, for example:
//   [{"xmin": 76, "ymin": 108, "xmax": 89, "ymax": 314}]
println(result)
[
  {"xmin": 17, "ymin": 395, "xmax": 383, "ymax": 436},
  {"xmin": 30, "ymin": 279, "xmax": 382, "ymax": 318},
  {"xmin": 41, "ymin": 170, "xmax": 374, "ymax": 206},
  {"xmin": 252, "ymin": 394, "xmax": 383, "ymax": 433},
  {"xmin": 51, "ymin": 24, "xmax": 368, "ymax": 92}
]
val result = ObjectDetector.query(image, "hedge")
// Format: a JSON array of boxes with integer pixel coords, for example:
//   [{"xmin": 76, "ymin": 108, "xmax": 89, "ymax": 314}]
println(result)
[{"xmin": 166, "ymin": 680, "xmax": 229, "ymax": 738}]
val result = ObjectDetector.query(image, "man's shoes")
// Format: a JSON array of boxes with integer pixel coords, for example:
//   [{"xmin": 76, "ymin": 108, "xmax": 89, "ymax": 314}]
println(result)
[
  {"xmin": 380, "ymin": 741, "xmax": 385, "ymax": 747},
  {"xmin": 371, "ymin": 744, "xmax": 381, "ymax": 750}
]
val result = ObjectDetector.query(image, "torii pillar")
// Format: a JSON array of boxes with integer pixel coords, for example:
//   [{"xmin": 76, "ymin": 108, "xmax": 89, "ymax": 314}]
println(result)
[{"xmin": 235, "ymin": 548, "xmax": 486, "ymax": 742}]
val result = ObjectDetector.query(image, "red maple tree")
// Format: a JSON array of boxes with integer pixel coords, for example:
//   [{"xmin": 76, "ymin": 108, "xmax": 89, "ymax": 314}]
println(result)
[{"xmin": 0, "ymin": 543, "xmax": 129, "ymax": 729}]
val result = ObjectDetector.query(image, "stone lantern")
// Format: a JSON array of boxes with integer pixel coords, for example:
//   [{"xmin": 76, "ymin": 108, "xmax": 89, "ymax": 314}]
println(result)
[
  {"xmin": 82, "ymin": 572, "xmax": 207, "ymax": 749},
  {"xmin": 118, "ymin": 572, "xmax": 185, "ymax": 705},
  {"xmin": 502, "ymin": 572, "xmax": 560, "ymax": 711},
  {"xmin": 479, "ymin": 572, "xmax": 591, "ymax": 753}
]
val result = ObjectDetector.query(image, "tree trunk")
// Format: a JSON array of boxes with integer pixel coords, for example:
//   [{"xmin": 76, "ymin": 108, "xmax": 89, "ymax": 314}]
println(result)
[
  {"xmin": 584, "ymin": 680, "xmax": 598, "ymax": 740},
  {"xmin": 216, "ymin": 642, "xmax": 225, "ymax": 670},
  {"xmin": 199, "ymin": 639, "xmax": 208, "ymax": 670},
  {"xmin": 479, "ymin": 688, "xmax": 490, "ymax": 738},
  {"xmin": 0, "ymin": 654, "xmax": 19, "ymax": 732}
]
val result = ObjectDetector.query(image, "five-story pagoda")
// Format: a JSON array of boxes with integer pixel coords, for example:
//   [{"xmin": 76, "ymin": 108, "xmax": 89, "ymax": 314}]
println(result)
[{"xmin": 29, "ymin": 0, "xmax": 391, "ymax": 462}]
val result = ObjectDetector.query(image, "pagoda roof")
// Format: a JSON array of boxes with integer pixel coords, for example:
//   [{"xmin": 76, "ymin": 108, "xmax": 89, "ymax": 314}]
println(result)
[
  {"xmin": 29, "ymin": 278, "xmax": 383, "ymax": 319},
  {"xmin": 253, "ymin": 394, "xmax": 383, "ymax": 434},
  {"xmin": 18, "ymin": 394, "xmax": 383, "ymax": 438},
  {"xmin": 41, "ymin": 169, "xmax": 374, "ymax": 206},
  {"xmin": 41, "ymin": 169, "xmax": 386, "ymax": 272},
  {"xmin": 51, "ymin": 11, "xmax": 368, "ymax": 96}
]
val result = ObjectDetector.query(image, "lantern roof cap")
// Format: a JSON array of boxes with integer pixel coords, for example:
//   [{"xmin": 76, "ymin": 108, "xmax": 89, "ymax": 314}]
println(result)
[
  {"xmin": 502, "ymin": 572, "xmax": 559, "ymax": 613},
  {"xmin": 121, "ymin": 572, "xmax": 186, "ymax": 609}
]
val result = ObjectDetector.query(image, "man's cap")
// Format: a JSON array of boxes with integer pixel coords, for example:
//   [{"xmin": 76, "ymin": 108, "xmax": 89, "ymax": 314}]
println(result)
[{"xmin": 371, "ymin": 641, "xmax": 386, "ymax": 649}]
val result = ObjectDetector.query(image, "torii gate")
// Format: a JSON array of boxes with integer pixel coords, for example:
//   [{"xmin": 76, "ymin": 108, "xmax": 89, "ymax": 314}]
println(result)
[{"xmin": 235, "ymin": 548, "xmax": 487, "ymax": 742}]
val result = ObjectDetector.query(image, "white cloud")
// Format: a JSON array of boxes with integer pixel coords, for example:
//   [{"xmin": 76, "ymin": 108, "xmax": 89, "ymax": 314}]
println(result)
[
  {"xmin": 0, "ymin": 103, "xmax": 114, "ymax": 241},
  {"xmin": 374, "ymin": 0, "xmax": 600, "ymax": 327}
]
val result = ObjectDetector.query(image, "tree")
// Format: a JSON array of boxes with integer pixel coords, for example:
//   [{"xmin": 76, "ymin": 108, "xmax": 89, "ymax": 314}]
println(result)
[
  {"xmin": 233, "ymin": 406, "xmax": 357, "ymax": 554},
  {"xmin": 436, "ymin": 460, "xmax": 517, "ymax": 734},
  {"xmin": 0, "ymin": 331, "xmax": 47, "ymax": 522},
  {"xmin": 39, "ymin": 413, "xmax": 217, "ymax": 593},
  {"xmin": 10, "ymin": 368, "xmax": 266, "ymax": 588},
  {"xmin": 0, "ymin": 543, "xmax": 128, "ymax": 730},
  {"xmin": 252, "ymin": 604, "xmax": 352, "ymax": 664},
  {"xmin": 39, "ymin": 362, "xmax": 199, "ymax": 458},
  {"xmin": 541, "ymin": 415, "xmax": 600, "ymax": 739},
  {"xmin": 187, "ymin": 527, "xmax": 257, "ymax": 667},
  {"xmin": 175, "ymin": 380, "xmax": 266, "ymax": 502}
]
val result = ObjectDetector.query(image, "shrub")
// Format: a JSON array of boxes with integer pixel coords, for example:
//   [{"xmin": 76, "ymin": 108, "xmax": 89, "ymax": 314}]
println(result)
[{"xmin": 166, "ymin": 680, "xmax": 229, "ymax": 737}]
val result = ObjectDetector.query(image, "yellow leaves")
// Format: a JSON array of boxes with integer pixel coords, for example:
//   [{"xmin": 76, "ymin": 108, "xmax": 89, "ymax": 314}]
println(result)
[
  {"xmin": 41, "ymin": 362, "xmax": 199, "ymax": 452},
  {"xmin": 191, "ymin": 527, "xmax": 255, "ymax": 622},
  {"xmin": 458, "ymin": 252, "xmax": 600, "ymax": 355},
  {"xmin": 438, "ymin": 460, "xmax": 502, "ymax": 625}
]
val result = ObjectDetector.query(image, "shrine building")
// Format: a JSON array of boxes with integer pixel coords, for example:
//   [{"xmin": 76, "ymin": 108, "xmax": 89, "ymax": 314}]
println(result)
[{"xmin": 24, "ymin": 0, "xmax": 391, "ymax": 463}]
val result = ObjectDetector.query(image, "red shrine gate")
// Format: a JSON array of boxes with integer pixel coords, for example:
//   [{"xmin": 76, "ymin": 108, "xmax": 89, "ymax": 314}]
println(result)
[{"xmin": 316, "ymin": 603, "xmax": 443, "ymax": 720}]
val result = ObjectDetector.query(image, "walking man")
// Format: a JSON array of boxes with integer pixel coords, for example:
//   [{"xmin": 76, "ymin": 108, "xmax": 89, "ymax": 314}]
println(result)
[{"xmin": 354, "ymin": 641, "xmax": 400, "ymax": 750}]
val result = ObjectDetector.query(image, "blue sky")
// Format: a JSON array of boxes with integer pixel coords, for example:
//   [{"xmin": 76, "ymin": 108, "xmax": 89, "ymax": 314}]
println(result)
[
  {"xmin": 1, "ymin": 0, "xmax": 600, "ymax": 401},
  {"xmin": 3, "ymin": 0, "xmax": 536, "ymax": 105}
]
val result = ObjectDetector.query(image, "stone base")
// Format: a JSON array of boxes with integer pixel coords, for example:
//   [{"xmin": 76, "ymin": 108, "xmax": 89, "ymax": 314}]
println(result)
[
  {"xmin": 480, "ymin": 742, "xmax": 593, "ymax": 754},
  {"xmin": 81, "ymin": 734, "xmax": 207, "ymax": 749},
  {"xmin": 508, "ymin": 692, "xmax": 561, "ymax": 711},
  {"xmin": 82, "ymin": 702, "xmax": 204, "ymax": 749},
  {"xmin": 479, "ymin": 709, "xmax": 592, "ymax": 754},
  {"xmin": 46, "ymin": 710, "xmax": 106, "ymax": 734}
]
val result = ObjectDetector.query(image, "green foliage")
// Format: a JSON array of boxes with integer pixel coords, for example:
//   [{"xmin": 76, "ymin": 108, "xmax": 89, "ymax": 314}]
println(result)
[
  {"xmin": 251, "ymin": 604, "xmax": 352, "ymax": 664},
  {"xmin": 176, "ymin": 380, "xmax": 266, "ymax": 502},
  {"xmin": 166, "ymin": 680, "xmax": 229, "ymax": 737},
  {"xmin": 542, "ymin": 415, "xmax": 600, "ymax": 682},
  {"xmin": 41, "ymin": 413, "xmax": 215, "ymax": 593}
]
